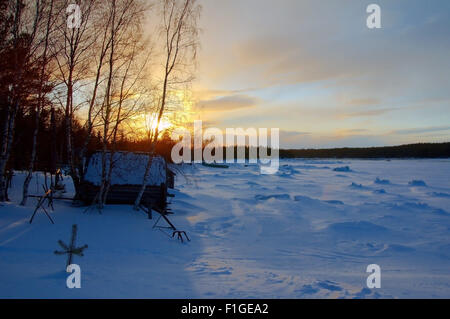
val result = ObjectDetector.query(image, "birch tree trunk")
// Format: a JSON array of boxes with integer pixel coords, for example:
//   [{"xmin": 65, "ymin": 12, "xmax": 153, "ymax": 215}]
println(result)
[
  {"xmin": 0, "ymin": 0, "xmax": 41, "ymax": 201},
  {"xmin": 21, "ymin": 0, "xmax": 55, "ymax": 206},
  {"xmin": 96, "ymin": 0, "xmax": 149, "ymax": 209},
  {"xmin": 53, "ymin": 0, "xmax": 96, "ymax": 199},
  {"xmin": 0, "ymin": 100, "xmax": 19, "ymax": 201}
]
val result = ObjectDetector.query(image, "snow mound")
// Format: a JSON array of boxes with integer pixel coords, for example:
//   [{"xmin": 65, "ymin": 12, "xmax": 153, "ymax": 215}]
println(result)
[
  {"xmin": 295, "ymin": 281, "xmax": 382, "ymax": 299},
  {"xmin": 316, "ymin": 280, "xmax": 343, "ymax": 291},
  {"xmin": 277, "ymin": 165, "xmax": 301, "ymax": 176},
  {"xmin": 408, "ymin": 180, "xmax": 427, "ymax": 187},
  {"xmin": 304, "ymin": 160, "xmax": 345, "ymax": 165},
  {"xmin": 432, "ymin": 208, "xmax": 449, "ymax": 216},
  {"xmin": 333, "ymin": 166, "xmax": 352, "ymax": 172},
  {"xmin": 430, "ymin": 192, "xmax": 450, "ymax": 198},
  {"xmin": 255, "ymin": 194, "xmax": 290, "ymax": 201},
  {"xmin": 295, "ymin": 165, "xmax": 330, "ymax": 170},
  {"xmin": 387, "ymin": 201, "xmax": 430, "ymax": 211},
  {"xmin": 325, "ymin": 200, "xmax": 344, "ymax": 205},
  {"xmin": 293, "ymin": 195, "xmax": 322, "ymax": 205},
  {"xmin": 374, "ymin": 177, "xmax": 390, "ymax": 185},
  {"xmin": 328, "ymin": 221, "xmax": 388, "ymax": 236},
  {"xmin": 380, "ymin": 244, "xmax": 416, "ymax": 254}
]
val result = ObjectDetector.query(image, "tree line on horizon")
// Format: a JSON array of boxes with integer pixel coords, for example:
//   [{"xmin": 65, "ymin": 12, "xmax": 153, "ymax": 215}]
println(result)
[
  {"xmin": 280, "ymin": 142, "xmax": 450, "ymax": 159},
  {"xmin": 5, "ymin": 109, "xmax": 449, "ymax": 176}
]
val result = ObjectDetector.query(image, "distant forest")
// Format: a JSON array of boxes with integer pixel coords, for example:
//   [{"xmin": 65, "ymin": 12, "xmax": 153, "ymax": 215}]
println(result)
[
  {"xmin": 5, "ymin": 108, "xmax": 449, "ymax": 173},
  {"xmin": 3, "ymin": 104, "xmax": 449, "ymax": 170},
  {"xmin": 279, "ymin": 142, "xmax": 450, "ymax": 159}
]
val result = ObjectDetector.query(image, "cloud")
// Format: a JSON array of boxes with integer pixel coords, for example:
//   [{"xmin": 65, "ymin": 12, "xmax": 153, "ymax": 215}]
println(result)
[
  {"xmin": 346, "ymin": 98, "xmax": 380, "ymax": 107},
  {"xmin": 339, "ymin": 108, "xmax": 396, "ymax": 119},
  {"xmin": 189, "ymin": 0, "xmax": 450, "ymax": 147},
  {"xmin": 392, "ymin": 126, "xmax": 450, "ymax": 135},
  {"xmin": 198, "ymin": 0, "xmax": 450, "ymax": 93},
  {"xmin": 279, "ymin": 130, "xmax": 390, "ymax": 149},
  {"xmin": 195, "ymin": 94, "xmax": 260, "ymax": 112},
  {"xmin": 335, "ymin": 128, "xmax": 370, "ymax": 135}
]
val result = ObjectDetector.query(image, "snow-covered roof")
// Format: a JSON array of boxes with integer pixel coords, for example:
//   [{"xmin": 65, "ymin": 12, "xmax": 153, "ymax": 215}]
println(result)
[{"xmin": 83, "ymin": 152, "xmax": 167, "ymax": 186}]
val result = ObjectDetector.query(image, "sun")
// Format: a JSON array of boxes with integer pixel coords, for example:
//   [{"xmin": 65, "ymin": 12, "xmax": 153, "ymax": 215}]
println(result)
[
  {"xmin": 147, "ymin": 115, "xmax": 173, "ymax": 133},
  {"xmin": 125, "ymin": 89, "xmax": 197, "ymax": 140}
]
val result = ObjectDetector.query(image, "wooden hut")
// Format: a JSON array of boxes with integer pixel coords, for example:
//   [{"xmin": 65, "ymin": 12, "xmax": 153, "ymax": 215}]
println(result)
[{"xmin": 79, "ymin": 152, "xmax": 174, "ymax": 209}]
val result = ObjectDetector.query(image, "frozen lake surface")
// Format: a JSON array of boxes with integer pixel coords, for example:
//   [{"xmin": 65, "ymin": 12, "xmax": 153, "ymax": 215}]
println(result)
[{"xmin": 1, "ymin": 159, "xmax": 449, "ymax": 298}]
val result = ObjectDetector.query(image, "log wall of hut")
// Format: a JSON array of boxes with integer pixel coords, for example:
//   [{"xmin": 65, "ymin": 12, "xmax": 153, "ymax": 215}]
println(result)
[{"xmin": 79, "ymin": 182, "xmax": 167, "ymax": 208}]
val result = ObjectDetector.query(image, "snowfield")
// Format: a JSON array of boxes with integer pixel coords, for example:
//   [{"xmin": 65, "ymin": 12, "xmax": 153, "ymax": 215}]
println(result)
[{"xmin": 1, "ymin": 159, "xmax": 450, "ymax": 298}]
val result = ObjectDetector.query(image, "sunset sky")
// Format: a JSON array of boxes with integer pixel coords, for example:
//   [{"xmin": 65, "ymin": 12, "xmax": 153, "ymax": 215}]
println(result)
[{"xmin": 187, "ymin": 0, "xmax": 450, "ymax": 148}]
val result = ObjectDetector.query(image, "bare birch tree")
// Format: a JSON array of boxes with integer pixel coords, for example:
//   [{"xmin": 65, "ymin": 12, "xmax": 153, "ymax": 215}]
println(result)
[
  {"xmin": 134, "ymin": 0, "xmax": 200, "ymax": 209},
  {"xmin": 21, "ymin": 0, "xmax": 64, "ymax": 205},
  {"xmin": 101, "ymin": 41, "xmax": 151, "ymax": 206},
  {"xmin": 77, "ymin": 4, "xmax": 114, "ymax": 178},
  {"xmin": 0, "ymin": 0, "xmax": 46, "ymax": 201},
  {"xmin": 93, "ymin": 0, "xmax": 150, "ymax": 208},
  {"xmin": 53, "ymin": 0, "xmax": 95, "ymax": 195}
]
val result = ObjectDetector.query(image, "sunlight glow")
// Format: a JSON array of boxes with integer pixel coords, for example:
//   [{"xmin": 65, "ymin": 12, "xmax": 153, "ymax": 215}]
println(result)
[{"xmin": 125, "ymin": 89, "xmax": 196, "ymax": 141}]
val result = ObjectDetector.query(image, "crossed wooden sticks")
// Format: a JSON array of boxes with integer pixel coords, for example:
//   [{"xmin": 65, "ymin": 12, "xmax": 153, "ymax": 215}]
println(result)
[{"xmin": 54, "ymin": 224, "xmax": 88, "ymax": 267}]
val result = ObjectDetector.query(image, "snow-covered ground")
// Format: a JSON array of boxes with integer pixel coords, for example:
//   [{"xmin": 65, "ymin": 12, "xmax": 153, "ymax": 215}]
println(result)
[{"xmin": 1, "ymin": 159, "xmax": 450, "ymax": 298}]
